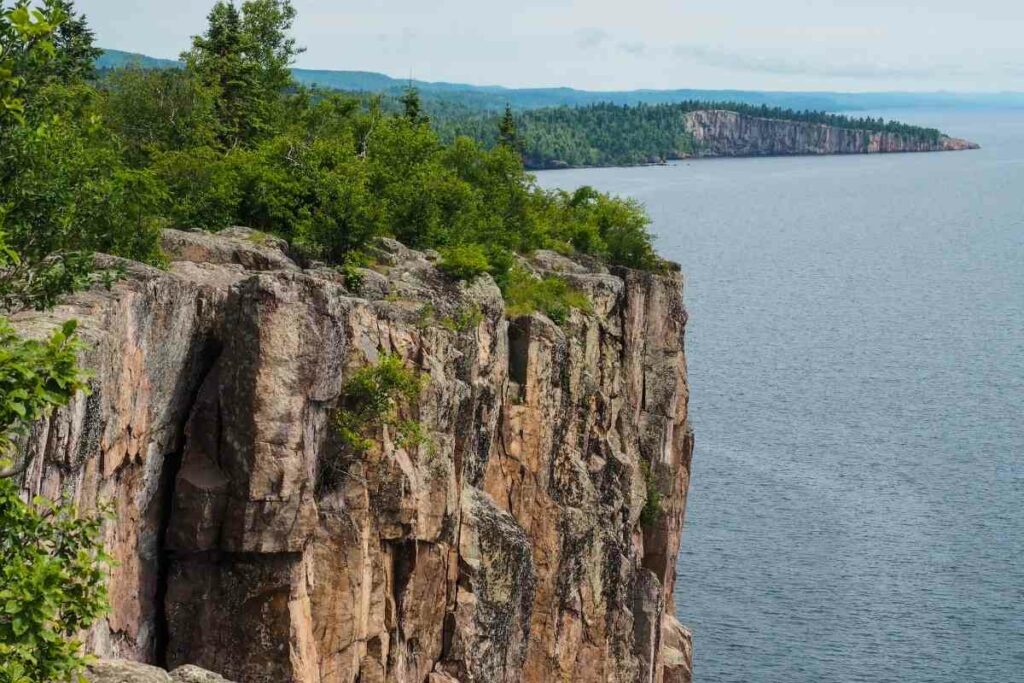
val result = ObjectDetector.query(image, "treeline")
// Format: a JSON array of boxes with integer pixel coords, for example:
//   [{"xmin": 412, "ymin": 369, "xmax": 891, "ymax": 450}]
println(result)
[
  {"xmin": 432, "ymin": 101, "xmax": 945, "ymax": 169},
  {"xmin": 711, "ymin": 101, "xmax": 944, "ymax": 141},
  {"xmin": 434, "ymin": 103, "xmax": 695, "ymax": 169}
]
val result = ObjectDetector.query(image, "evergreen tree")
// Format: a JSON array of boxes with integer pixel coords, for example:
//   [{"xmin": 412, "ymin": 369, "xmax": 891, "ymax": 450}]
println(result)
[
  {"xmin": 183, "ymin": 0, "xmax": 301, "ymax": 147},
  {"xmin": 399, "ymin": 84, "xmax": 428, "ymax": 125},
  {"xmin": 183, "ymin": 1, "xmax": 251, "ymax": 147},
  {"xmin": 497, "ymin": 103, "xmax": 519, "ymax": 151}
]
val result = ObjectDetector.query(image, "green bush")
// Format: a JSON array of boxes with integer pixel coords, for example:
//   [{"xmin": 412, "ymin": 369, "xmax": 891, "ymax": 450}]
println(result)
[
  {"xmin": 438, "ymin": 244, "xmax": 490, "ymax": 282},
  {"xmin": 0, "ymin": 318, "xmax": 88, "ymax": 464},
  {"xmin": 334, "ymin": 353, "xmax": 425, "ymax": 454},
  {"xmin": 0, "ymin": 479, "xmax": 111, "ymax": 683},
  {"xmin": 100, "ymin": 66, "xmax": 217, "ymax": 166},
  {"xmin": 0, "ymin": 231, "xmax": 104, "ymax": 683},
  {"xmin": 151, "ymin": 146, "xmax": 247, "ymax": 231},
  {"xmin": 503, "ymin": 266, "xmax": 592, "ymax": 325}
]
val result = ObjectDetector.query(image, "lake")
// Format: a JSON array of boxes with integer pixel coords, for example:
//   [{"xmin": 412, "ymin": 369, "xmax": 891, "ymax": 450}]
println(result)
[{"xmin": 535, "ymin": 110, "xmax": 1024, "ymax": 683}]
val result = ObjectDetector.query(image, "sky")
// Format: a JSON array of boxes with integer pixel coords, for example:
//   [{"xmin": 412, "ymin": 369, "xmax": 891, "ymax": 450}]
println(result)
[{"xmin": 76, "ymin": 0, "xmax": 1024, "ymax": 92}]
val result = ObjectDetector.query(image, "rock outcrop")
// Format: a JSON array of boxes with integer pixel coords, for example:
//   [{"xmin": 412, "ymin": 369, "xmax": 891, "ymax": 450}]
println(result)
[
  {"xmin": 13, "ymin": 227, "xmax": 693, "ymax": 682},
  {"xmin": 86, "ymin": 659, "xmax": 235, "ymax": 683},
  {"xmin": 683, "ymin": 109, "xmax": 979, "ymax": 157}
]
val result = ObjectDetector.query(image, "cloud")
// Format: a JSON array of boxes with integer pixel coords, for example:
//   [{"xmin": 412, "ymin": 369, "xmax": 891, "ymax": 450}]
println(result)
[{"xmin": 672, "ymin": 44, "xmax": 973, "ymax": 80}]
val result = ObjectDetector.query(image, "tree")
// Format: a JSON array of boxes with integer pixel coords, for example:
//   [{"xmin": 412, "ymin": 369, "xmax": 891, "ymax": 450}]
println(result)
[
  {"xmin": 0, "ymin": 0, "xmax": 62, "ymax": 123},
  {"xmin": 497, "ymin": 103, "xmax": 519, "ymax": 151},
  {"xmin": 182, "ymin": 1, "xmax": 252, "ymax": 147},
  {"xmin": 101, "ymin": 66, "xmax": 217, "ymax": 165},
  {"xmin": 239, "ymin": 0, "xmax": 301, "ymax": 93},
  {"xmin": 1, "ymin": 1, "xmax": 163, "ymax": 297},
  {"xmin": 399, "ymin": 85, "xmax": 428, "ymax": 125},
  {"xmin": 183, "ymin": 0, "xmax": 302, "ymax": 147},
  {"xmin": 43, "ymin": 0, "xmax": 101, "ymax": 82}
]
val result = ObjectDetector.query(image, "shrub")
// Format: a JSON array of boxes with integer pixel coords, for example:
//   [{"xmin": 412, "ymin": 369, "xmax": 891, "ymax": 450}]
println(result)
[
  {"xmin": 0, "ymin": 480, "xmax": 111, "ymax": 683},
  {"xmin": 334, "ymin": 353, "xmax": 425, "ymax": 455},
  {"xmin": 438, "ymin": 244, "xmax": 490, "ymax": 282},
  {"xmin": 448, "ymin": 304, "xmax": 484, "ymax": 333},
  {"xmin": 338, "ymin": 251, "xmax": 369, "ymax": 293},
  {"xmin": 0, "ymin": 319, "xmax": 89, "ymax": 465},
  {"xmin": 503, "ymin": 266, "xmax": 592, "ymax": 325},
  {"xmin": 151, "ymin": 146, "xmax": 247, "ymax": 231}
]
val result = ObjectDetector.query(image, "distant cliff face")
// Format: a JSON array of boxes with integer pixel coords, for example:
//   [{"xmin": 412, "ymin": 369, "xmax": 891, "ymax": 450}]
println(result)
[
  {"xmin": 14, "ymin": 229, "xmax": 694, "ymax": 683},
  {"xmin": 683, "ymin": 109, "xmax": 979, "ymax": 157}
]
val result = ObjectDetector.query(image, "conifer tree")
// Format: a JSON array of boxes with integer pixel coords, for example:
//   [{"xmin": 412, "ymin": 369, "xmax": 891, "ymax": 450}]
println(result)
[
  {"xmin": 399, "ymin": 84, "xmax": 428, "ymax": 125},
  {"xmin": 183, "ymin": 0, "xmax": 301, "ymax": 147},
  {"xmin": 497, "ymin": 103, "xmax": 520, "ymax": 151}
]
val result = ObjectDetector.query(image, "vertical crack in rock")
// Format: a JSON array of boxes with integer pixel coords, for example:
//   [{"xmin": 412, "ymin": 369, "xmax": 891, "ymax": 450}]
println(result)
[
  {"xmin": 152, "ymin": 447, "xmax": 180, "ymax": 668},
  {"xmin": 153, "ymin": 344, "xmax": 223, "ymax": 667}
]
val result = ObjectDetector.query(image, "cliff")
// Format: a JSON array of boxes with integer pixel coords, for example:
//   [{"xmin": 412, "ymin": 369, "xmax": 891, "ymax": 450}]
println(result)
[
  {"xmin": 683, "ymin": 109, "xmax": 979, "ymax": 157},
  {"xmin": 12, "ymin": 228, "xmax": 694, "ymax": 683}
]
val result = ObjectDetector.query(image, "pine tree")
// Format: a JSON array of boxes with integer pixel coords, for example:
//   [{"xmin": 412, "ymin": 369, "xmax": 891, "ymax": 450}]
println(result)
[
  {"xmin": 182, "ymin": 0, "xmax": 301, "ymax": 147},
  {"xmin": 498, "ymin": 103, "xmax": 520, "ymax": 151},
  {"xmin": 399, "ymin": 84, "xmax": 428, "ymax": 125}
]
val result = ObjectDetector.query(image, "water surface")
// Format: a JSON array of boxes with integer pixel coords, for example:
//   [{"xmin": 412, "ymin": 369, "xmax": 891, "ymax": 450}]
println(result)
[{"xmin": 536, "ymin": 110, "xmax": 1024, "ymax": 683}]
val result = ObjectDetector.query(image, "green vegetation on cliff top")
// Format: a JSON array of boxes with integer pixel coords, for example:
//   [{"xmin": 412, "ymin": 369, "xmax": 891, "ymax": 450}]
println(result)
[{"xmin": 431, "ymin": 101, "xmax": 946, "ymax": 169}]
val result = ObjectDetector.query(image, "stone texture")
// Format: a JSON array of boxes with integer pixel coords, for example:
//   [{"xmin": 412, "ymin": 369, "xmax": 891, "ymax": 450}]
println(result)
[
  {"xmin": 684, "ymin": 109, "xmax": 979, "ymax": 157},
  {"xmin": 169, "ymin": 664, "xmax": 236, "ymax": 682},
  {"xmin": 660, "ymin": 616, "xmax": 693, "ymax": 683},
  {"xmin": 14, "ymin": 228, "xmax": 694, "ymax": 682},
  {"xmin": 86, "ymin": 659, "xmax": 173, "ymax": 683},
  {"xmin": 84, "ymin": 660, "xmax": 235, "ymax": 683}
]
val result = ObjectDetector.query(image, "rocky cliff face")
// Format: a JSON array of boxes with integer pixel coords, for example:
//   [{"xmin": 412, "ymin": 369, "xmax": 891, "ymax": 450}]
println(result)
[
  {"xmin": 12, "ymin": 228, "xmax": 693, "ymax": 683},
  {"xmin": 683, "ymin": 109, "xmax": 979, "ymax": 157}
]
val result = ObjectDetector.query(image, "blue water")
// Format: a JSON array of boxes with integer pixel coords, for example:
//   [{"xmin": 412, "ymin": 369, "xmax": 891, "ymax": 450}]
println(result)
[{"xmin": 535, "ymin": 110, "xmax": 1024, "ymax": 683}]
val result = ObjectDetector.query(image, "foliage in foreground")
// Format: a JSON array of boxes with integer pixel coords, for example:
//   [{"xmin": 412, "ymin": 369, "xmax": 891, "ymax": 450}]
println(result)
[
  {"xmin": 0, "ymin": 317, "xmax": 88, "ymax": 473},
  {"xmin": 0, "ymin": 479, "xmax": 110, "ymax": 683},
  {"xmin": 1, "ymin": 5, "xmax": 109, "ymax": 681}
]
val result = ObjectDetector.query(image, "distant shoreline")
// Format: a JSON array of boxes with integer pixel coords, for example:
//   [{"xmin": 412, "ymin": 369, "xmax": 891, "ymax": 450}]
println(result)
[{"xmin": 529, "ymin": 143, "xmax": 981, "ymax": 173}]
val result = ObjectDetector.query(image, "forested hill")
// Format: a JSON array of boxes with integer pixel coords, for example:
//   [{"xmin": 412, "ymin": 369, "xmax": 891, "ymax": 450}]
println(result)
[
  {"xmin": 432, "ymin": 102, "xmax": 950, "ymax": 169},
  {"xmin": 98, "ymin": 49, "xmax": 1024, "ymax": 113},
  {"xmin": 96, "ymin": 49, "xmax": 972, "ymax": 169}
]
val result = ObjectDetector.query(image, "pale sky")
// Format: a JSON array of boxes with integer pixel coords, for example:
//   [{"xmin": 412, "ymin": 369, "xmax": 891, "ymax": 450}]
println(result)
[{"xmin": 77, "ymin": 0, "xmax": 1024, "ymax": 92}]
